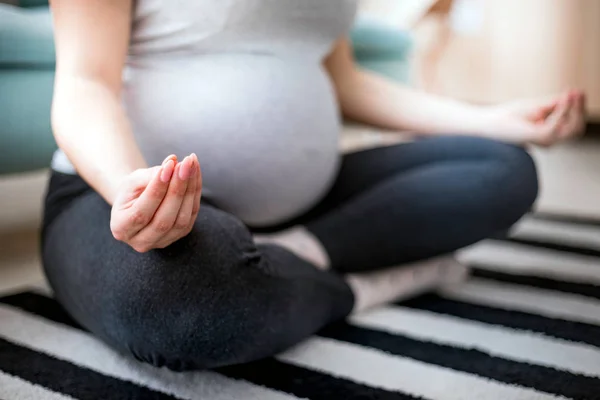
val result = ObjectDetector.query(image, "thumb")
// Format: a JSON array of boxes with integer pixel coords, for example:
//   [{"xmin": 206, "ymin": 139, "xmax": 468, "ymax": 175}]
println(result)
[
  {"xmin": 127, "ymin": 166, "xmax": 161, "ymax": 189},
  {"xmin": 534, "ymin": 97, "xmax": 570, "ymax": 146},
  {"xmin": 533, "ymin": 101, "xmax": 558, "ymax": 122},
  {"xmin": 524, "ymin": 96, "xmax": 561, "ymax": 123},
  {"xmin": 113, "ymin": 166, "xmax": 161, "ymax": 208},
  {"xmin": 114, "ymin": 155, "xmax": 177, "ymax": 206},
  {"xmin": 544, "ymin": 96, "xmax": 570, "ymax": 128},
  {"xmin": 125, "ymin": 155, "xmax": 177, "ymax": 190}
]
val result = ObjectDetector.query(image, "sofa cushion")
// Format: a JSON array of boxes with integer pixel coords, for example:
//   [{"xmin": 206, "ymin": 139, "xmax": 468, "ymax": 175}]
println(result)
[
  {"xmin": 0, "ymin": 4, "xmax": 54, "ymax": 69},
  {"xmin": 0, "ymin": 70, "xmax": 56, "ymax": 174},
  {"xmin": 351, "ymin": 18, "xmax": 413, "ymax": 61},
  {"xmin": 20, "ymin": 0, "xmax": 49, "ymax": 8}
]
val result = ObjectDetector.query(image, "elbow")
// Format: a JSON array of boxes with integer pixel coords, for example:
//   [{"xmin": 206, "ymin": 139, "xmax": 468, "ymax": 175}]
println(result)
[
  {"xmin": 50, "ymin": 77, "xmax": 78, "ymax": 143},
  {"xmin": 50, "ymin": 96, "xmax": 73, "ymax": 151},
  {"xmin": 330, "ymin": 64, "xmax": 360, "ymax": 98},
  {"xmin": 50, "ymin": 97, "xmax": 67, "ymax": 148},
  {"xmin": 50, "ymin": 76, "xmax": 110, "ymax": 147},
  {"xmin": 330, "ymin": 68, "xmax": 363, "ymax": 119}
]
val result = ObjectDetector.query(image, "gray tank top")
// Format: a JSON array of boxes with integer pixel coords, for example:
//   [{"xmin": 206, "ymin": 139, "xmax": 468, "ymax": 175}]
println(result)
[{"xmin": 52, "ymin": 0, "xmax": 358, "ymax": 226}]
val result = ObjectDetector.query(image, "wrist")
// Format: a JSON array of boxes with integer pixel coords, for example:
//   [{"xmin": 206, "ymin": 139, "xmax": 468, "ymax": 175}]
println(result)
[
  {"xmin": 468, "ymin": 105, "xmax": 512, "ymax": 139},
  {"xmin": 450, "ymin": 104, "xmax": 497, "ymax": 137},
  {"xmin": 103, "ymin": 163, "xmax": 144, "ymax": 206}
]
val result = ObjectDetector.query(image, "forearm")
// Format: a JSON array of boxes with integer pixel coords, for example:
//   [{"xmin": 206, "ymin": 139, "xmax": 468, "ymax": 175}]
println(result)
[
  {"xmin": 52, "ymin": 77, "xmax": 147, "ymax": 204},
  {"xmin": 337, "ymin": 68, "xmax": 491, "ymax": 136}
]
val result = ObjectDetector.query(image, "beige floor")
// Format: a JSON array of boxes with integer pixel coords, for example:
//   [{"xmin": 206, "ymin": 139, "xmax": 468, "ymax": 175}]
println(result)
[{"xmin": 2, "ymin": 128, "xmax": 600, "ymax": 292}]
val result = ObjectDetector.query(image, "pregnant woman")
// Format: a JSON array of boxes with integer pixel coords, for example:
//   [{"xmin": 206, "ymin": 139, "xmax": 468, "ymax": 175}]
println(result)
[{"xmin": 45, "ymin": 0, "xmax": 585, "ymax": 370}]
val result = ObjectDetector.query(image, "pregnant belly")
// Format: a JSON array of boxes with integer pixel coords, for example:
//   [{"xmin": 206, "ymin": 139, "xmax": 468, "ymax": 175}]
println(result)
[{"xmin": 123, "ymin": 55, "xmax": 341, "ymax": 226}]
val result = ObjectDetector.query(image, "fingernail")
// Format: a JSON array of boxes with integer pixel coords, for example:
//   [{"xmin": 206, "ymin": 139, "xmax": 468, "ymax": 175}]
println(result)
[
  {"xmin": 178, "ymin": 157, "xmax": 190, "ymax": 180},
  {"xmin": 162, "ymin": 155, "xmax": 172, "ymax": 166},
  {"xmin": 192, "ymin": 153, "xmax": 199, "ymax": 172},
  {"xmin": 153, "ymin": 166, "xmax": 162, "ymax": 180},
  {"xmin": 161, "ymin": 160, "xmax": 174, "ymax": 182}
]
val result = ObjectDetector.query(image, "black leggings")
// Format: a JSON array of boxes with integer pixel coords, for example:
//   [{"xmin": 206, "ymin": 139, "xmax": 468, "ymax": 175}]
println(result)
[{"xmin": 41, "ymin": 136, "xmax": 538, "ymax": 371}]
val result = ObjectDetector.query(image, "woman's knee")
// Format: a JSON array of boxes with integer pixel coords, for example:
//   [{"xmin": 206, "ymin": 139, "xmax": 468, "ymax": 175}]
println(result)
[
  {"xmin": 476, "ymin": 139, "xmax": 539, "ymax": 226},
  {"xmin": 120, "ymin": 247, "xmax": 351, "ymax": 371},
  {"xmin": 431, "ymin": 136, "xmax": 538, "ymax": 230},
  {"xmin": 114, "ymin": 236, "xmax": 314, "ymax": 371},
  {"xmin": 493, "ymin": 141, "xmax": 538, "ymax": 206},
  {"xmin": 432, "ymin": 136, "xmax": 538, "ymax": 210},
  {"xmin": 125, "ymin": 305, "xmax": 269, "ymax": 370},
  {"xmin": 77, "ymin": 205, "xmax": 269, "ymax": 370},
  {"xmin": 426, "ymin": 136, "xmax": 538, "ymax": 198},
  {"xmin": 117, "ymin": 268, "xmax": 276, "ymax": 370}
]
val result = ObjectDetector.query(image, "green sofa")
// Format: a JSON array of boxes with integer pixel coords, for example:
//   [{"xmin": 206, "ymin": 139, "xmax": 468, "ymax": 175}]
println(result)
[
  {"xmin": 0, "ymin": 2, "xmax": 55, "ymax": 174},
  {"xmin": 0, "ymin": 2, "xmax": 413, "ymax": 175}
]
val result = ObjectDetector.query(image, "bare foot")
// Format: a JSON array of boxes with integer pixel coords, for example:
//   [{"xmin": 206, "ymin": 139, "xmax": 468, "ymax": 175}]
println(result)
[{"xmin": 346, "ymin": 255, "xmax": 469, "ymax": 314}]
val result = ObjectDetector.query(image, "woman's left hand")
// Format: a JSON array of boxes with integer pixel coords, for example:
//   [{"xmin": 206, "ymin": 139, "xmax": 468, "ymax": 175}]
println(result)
[{"xmin": 483, "ymin": 90, "xmax": 586, "ymax": 147}]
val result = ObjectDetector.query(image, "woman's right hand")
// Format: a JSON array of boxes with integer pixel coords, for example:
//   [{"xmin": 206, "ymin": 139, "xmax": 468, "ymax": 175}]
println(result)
[{"xmin": 110, "ymin": 154, "xmax": 202, "ymax": 253}]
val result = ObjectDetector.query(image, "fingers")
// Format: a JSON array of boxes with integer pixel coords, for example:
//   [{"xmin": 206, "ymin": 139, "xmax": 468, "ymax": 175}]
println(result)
[
  {"xmin": 533, "ymin": 98, "xmax": 559, "ymax": 123},
  {"xmin": 131, "ymin": 156, "xmax": 193, "ymax": 251},
  {"xmin": 559, "ymin": 90, "xmax": 587, "ymax": 140},
  {"xmin": 183, "ymin": 153, "xmax": 202, "ymax": 230},
  {"xmin": 537, "ymin": 95, "xmax": 570, "ymax": 146},
  {"xmin": 111, "ymin": 156, "xmax": 176, "ymax": 241},
  {"xmin": 177, "ymin": 157, "xmax": 198, "ymax": 228},
  {"xmin": 559, "ymin": 92, "xmax": 579, "ymax": 138},
  {"xmin": 138, "ymin": 156, "xmax": 175, "ymax": 208},
  {"xmin": 574, "ymin": 90, "xmax": 587, "ymax": 135},
  {"xmin": 191, "ymin": 154, "xmax": 202, "ymax": 221},
  {"xmin": 155, "ymin": 155, "xmax": 198, "ymax": 248},
  {"xmin": 580, "ymin": 91, "xmax": 587, "ymax": 113}
]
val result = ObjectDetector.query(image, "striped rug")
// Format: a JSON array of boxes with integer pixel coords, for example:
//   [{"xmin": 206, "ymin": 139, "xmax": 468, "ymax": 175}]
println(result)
[{"xmin": 1, "ymin": 213, "xmax": 600, "ymax": 400}]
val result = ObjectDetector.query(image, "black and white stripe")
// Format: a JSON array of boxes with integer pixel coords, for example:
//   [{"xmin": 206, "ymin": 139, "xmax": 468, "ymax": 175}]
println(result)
[
  {"xmin": 2, "ymin": 213, "xmax": 600, "ymax": 400},
  {"xmin": 0, "ymin": 372, "xmax": 77, "ymax": 400}
]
